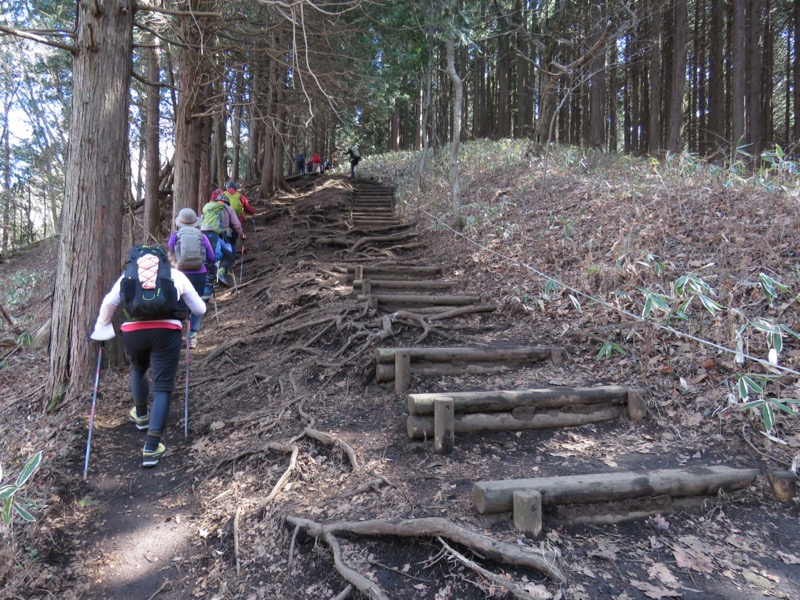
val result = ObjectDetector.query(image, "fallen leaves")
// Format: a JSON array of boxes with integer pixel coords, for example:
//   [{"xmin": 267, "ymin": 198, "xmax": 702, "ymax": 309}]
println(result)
[
  {"xmin": 629, "ymin": 579, "xmax": 682, "ymax": 599},
  {"xmin": 672, "ymin": 535, "xmax": 715, "ymax": 575}
]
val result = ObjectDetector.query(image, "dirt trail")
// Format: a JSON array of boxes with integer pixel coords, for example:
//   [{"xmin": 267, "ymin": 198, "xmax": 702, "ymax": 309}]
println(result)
[{"xmin": 30, "ymin": 175, "xmax": 800, "ymax": 599}]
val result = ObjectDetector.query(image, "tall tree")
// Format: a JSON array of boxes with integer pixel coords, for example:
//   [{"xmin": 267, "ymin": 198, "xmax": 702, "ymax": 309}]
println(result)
[
  {"xmin": 746, "ymin": 0, "xmax": 764, "ymax": 156},
  {"xmin": 666, "ymin": 0, "xmax": 688, "ymax": 154},
  {"xmin": 731, "ymin": 0, "xmax": 746, "ymax": 152},
  {"xmin": 588, "ymin": 0, "xmax": 608, "ymax": 149},
  {"xmin": 172, "ymin": 0, "xmax": 213, "ymax": 215},
  {"xmin": 144, "ymin": 41, "xmax": 161, "ymax": 240},
  {"xmin": 47, "ymin": 0, "xmax": 134, "ymax": 402},
  {"xmin": 447, "ymin": 0, "xmax": 463, "ymax": 229}
]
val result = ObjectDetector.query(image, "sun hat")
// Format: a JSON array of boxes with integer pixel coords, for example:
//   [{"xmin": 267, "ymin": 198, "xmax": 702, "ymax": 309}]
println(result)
[
  {"xmin": 175, "ymin": 207, "xmax": 201, "ymax": 229},
  {"xmin": 225, "ymin": 181, "xmax": 238, "ymax": 190}
]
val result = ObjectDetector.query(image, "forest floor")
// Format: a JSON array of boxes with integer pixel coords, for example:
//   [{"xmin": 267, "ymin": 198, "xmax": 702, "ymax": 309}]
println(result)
[{"xmin": 2, "ymin": 142, "xmax": 800, "ymax": 600}]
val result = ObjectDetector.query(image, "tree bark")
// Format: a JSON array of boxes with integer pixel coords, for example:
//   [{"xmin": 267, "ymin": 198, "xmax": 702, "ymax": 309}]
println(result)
[
  {"xmin": 144, "ymin": 41, "xmax": 161, "ymax": 240},
  {"xmin": 173, "ymin": 0, "xmax": 211, "ymax": 214},
  {"xmin": 647, "ymin": 1, "xmax": 663, "ymax": 155},
  {"xmin": 708, "ymin": 0, "xmax": 725, "ymax": 157},
  {"xmin": 446, "ymin": 0, "xmax": 463, "ymax": 230},
  {"xmin": 588, "ymin": 0, "xmax": 607, "ymax": 149},
  {"xmin": 746, "ymin": 0, "xmax": 764, "ymax": 157},
  {"xmin": 47, "ymin": 0, "xmax": 134, "ymax": 402},
  {"xmin": 666, "ymin": 0, "xmax": 688, "ymax": 154},
  {"xmin": 731, "ymin": 0, "xmax": 746, "ymax": 152}
]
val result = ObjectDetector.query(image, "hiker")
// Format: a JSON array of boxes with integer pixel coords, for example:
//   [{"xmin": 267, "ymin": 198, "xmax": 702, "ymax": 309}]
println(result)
[
  {"xmin": 201, "ymin": 189, "xmax": 242, "ymax": 286},
  {"xmin": 223, "ymin": 181, "xmax": 255, "ymax": 249},
  {"xmin": 311, "ymin": 152, "xmax": 322, "ymax": 173},
  {"xmin": 90, "ymin": 245, "xmax": 206, "ymax": 467},
  {"xmin": 295, "ymin": 152, "xmax": 306, "ymax": 175},
  {"xmin": 167, "ymin": 208, "xmax": 217, "ymax": 348},
  {"xmin": 346, "ymin": 145, "xmax": 361, "ymax": 179}
]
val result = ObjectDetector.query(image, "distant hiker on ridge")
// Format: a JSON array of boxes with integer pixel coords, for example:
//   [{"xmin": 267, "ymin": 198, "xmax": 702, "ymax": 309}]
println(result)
[{"xmin": 346, "ymin": 144, "xmax": 361, "ymax": 179}]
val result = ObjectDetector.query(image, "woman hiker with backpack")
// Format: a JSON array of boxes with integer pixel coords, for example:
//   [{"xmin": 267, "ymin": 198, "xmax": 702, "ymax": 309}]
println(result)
[
  {"xmin": 168, "ymin": 208, "xmax": 217, "ymax": 348},
  {"xmin": 90, "ymin": 244, "xmax": 207, "ymax": 467},
  {"xmin": 201, "ymin": 189, "xmax": 242, "ymax": 286}
]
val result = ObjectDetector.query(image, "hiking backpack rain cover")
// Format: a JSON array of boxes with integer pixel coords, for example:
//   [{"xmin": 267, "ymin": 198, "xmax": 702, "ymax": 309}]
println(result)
[
  {"xmin": 121, "ymin": 246, "xmax": 188, "ymax": 321},
  {"xmin": 174, "ymin": 227, "xmax": 205, "ymax": 270}
]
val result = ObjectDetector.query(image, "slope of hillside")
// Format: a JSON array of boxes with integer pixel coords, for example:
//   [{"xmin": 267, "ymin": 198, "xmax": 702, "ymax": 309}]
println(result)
[{"xmin": 2, "ymin": 143, "xmax": 799, "ymax": 599}]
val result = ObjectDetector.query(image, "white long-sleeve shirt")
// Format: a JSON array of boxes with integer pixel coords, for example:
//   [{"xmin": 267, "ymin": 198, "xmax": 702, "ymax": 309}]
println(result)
[{"xmin": 95, "ymin": 267, "xmax": 206, "ymax": 332}]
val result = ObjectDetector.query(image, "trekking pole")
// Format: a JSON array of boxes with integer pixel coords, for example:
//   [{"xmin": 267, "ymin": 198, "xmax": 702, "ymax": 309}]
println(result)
[
  {"xmin": 211, "ymin": 285, "xmax": 219, "ymax": 324},
  {"xmin": 184, "ymin": 326, "xmax": 190, "ymax": 438},
  {"xmin": 239, "ymin": 239, "xmax": 245, "ymax": 284},
  {"xmin": 83, "ymin": 342, "xmax": 104, "ymax": 481},
  {"xmin": 251, "ymin": 217, "xmax": 260, "ymax": 250}
]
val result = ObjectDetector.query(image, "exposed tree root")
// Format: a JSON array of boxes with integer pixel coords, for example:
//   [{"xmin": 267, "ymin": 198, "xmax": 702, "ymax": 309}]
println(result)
[
  {"xmin": 259, "ymin": 443, "xmax": 300, "ymax": 509},
  {"xmin": 285, "ymin": 515, "xmax": 566, "ymax": 585},
  {"xmin": 439, "ymin": 537, "xmax": 540, "ymax": 600},
  {"xmin": 322, "ymin": 476, "xmax": 394, "ymax": 505}
]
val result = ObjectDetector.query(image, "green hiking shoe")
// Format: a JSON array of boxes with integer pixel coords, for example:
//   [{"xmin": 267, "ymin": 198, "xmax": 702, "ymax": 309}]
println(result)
[
  {"xmin": 129, "ymin": 407, "xmax": 149, "ymax": 430},
  {"xmin": 142, "ymin": 442, "xmax": 166, "ymax": 467}
]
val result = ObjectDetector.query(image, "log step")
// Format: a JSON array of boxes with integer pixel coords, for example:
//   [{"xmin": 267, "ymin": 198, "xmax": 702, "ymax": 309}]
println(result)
[
  {"xmin": 353, "ymin": 279, "xmax": 458, "ymax": 292},
  {"xmin": 376, "ymin": 346, "xmax": 563, "ymax": 364},
  {"xmin": 347, "ymin": 265, "xmax": 444, "ymax": 277},
  {"xmin": 407, "ymin": 386, "xmax": 645, "ymax": 415},
  {"xmin": 473, "ymin": 466, "xmax": 760, "ymax": 515},
  {"xmin": 407, "ymin": 405, "xmax": 622, "ymax": 439},
  {"xmin": 362, "ymin": 293, "xmax": 489, "ymax": 306}
]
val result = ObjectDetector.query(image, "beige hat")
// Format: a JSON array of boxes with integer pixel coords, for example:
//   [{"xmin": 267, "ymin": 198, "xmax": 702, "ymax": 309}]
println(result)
[{"xmin": 175, "ymin": 208, "xmax": 201, "ymax": 228}]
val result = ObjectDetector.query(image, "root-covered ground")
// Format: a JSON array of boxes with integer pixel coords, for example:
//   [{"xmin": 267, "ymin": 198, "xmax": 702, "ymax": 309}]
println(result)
[{"xmin": 2, "ymin": 143, "xmax": 800, "ymax": 599}]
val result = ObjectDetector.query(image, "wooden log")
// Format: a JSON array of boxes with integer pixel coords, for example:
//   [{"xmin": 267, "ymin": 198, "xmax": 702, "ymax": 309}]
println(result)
[
  {"xmin": 551, "ymin": 348, "xmax": 565, "ymax": 366},
  {"xmin": 381, "ymin": 304, "xmax": 495, "ymax": 315},
  {"xmin": 472, "ymin": 466, "xmax": 760, "ymax": 515},
  {"xmin": 767, "ymin": 470, "xmax": 795, "ymax": 502},
  {"xmin": 357, "ymin": 293, "xmax": 486, "ymax": 306},
  {"xmin": 427, "ymin": 305, "xmax": 496, "ymax": 320},
  {"xmin": 551, "ymin": 495, "xmax": 712, "ymax": 527},
  {"xmin": 346, "ymin": 265, "xmax": 443, "ymax": 277},
  {"xmin": 352, "ymin": 279, "xmax": 458, "ymax": 291},
  {"xmin": 627, "ymin": 389, "xmax": 647, "ymax": 421},
  {"xmin": 407, "ymin": 386, "xmax": 632, "ymax": 416},
  {"xmin": 407, "ymin": 406, "xmax": 621, "ymax": 439},
  {"xmin": 513, "ymin": 490, "xmax": 542, "ymax": 538},
  {"xmin": 378, "ymin": 362, "xmax": 517, "ymax": 383},
  {"xmin": 394, "ymin": 351, "xmax": 411, "ymax": 395},
  {"xmin": 434, "ymin": 398, "xmax": 455, "ymax": 454},
  {"xmin": 376, "ymin": 346, "xmax": 557, "ymax": 364}
]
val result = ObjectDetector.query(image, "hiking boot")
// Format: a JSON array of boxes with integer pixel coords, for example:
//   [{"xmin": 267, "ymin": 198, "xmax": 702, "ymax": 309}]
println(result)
[
  {"xmin": 129, "ymin": 407, "xmax": 149, "ymax": 430},
  {"xmin": 218, "ymin": 271, "xmax": 229, "ymax": 287},
  {"xmin": 189, "ymin": 332, "xmax": 198, "ymax": 349},
  {"xmin": 142, "ymin": 442, "xmax": 166, "ymax": 467}
]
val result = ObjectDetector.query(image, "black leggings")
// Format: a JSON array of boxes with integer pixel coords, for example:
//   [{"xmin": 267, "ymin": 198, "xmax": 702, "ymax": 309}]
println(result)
[{"xmin": 123, "ymin": 327, "xmax": 182, "ymax": 436}]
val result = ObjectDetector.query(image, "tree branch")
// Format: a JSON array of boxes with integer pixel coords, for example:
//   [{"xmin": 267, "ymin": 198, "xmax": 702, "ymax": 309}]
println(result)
[{"xmin": 0, "ymin": 25, "xmax": 75, "ymax": 53}]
